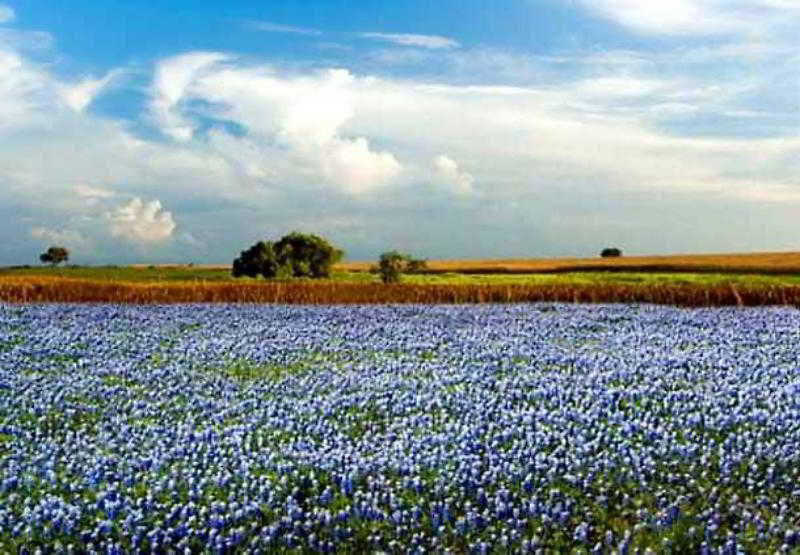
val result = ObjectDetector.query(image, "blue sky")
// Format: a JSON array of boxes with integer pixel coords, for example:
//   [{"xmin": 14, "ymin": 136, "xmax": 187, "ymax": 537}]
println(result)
[{"xmin": 0, "ymin": 0, "xmax": 798, "ymax": 264}]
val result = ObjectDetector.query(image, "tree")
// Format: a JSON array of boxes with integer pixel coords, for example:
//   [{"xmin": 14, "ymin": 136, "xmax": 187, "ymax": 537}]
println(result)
[
  {"xmin": 39, "ymin": 246, "xmax": 69, "ymax": 266},
  {"xmin": 377, "ymin": 252, "xmax": 427, "ymax": 283},
  {"xmin": 600, "ymin": 247, "xmax": 622, "ymax": 258},
  {"xmin": 378, "ymin": 251, "xmax": 409, "ymax": 284},
  {"xmin": 405, "ymin": 258, "xmax": 428, "ymax": 274},
  {"xmin": 232, "ymin": 233, "xmax": 343, "ymax": 280},
  {"xmin": 273, "ymin": 232, "xmax": 343, "ymax": 278},
  {"xmin": 232, "ymin": 241, "xmax": 280, "ymax": 279}
]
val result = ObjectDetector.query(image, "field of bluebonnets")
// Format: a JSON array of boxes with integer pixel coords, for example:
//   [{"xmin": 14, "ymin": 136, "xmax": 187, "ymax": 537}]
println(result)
[{"xmin": 2, "ymin": 302, "xmax": 800, "ymax": 554}]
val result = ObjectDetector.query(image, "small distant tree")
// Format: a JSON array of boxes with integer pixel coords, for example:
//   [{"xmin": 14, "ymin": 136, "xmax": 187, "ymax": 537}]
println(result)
[
  {"xmin": 600, "ymin": 247, "xmax": 622, "ymax": 258},
  {"xmin": 378, "ymin": 251, "xmax": 408, "ymax": 284},
  {"xmin": 405, "ymin": 258, "xmax": 428, "ymax": 274},
  {"xmin": 377, "ymin": 252, "xmax": 427, "ymax": 283},
  {"xmin": 232, "ymin": 241, "xmax": 280, "ymax": 279},
  {"xmin": 39, "ymin": 246, "xmax": 69, "ymax": 266}
]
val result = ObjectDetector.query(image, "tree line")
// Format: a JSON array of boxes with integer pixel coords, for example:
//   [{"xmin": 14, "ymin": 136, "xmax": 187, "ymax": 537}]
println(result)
[
  {"xmin": 34, "ymin": 235, "xmax": 622, "ymax": 281},
  {"xmin": 231, "ymin": 232, "xmax": 427, "ymax": 283}
]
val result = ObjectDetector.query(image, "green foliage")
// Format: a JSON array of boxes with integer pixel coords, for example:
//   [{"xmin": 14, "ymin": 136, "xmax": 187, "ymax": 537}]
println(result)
[
  {"xmin": 378, "ymin": 251, "xmax": 408, "ymax": 284},
  {"xmin": 232, "ymin": 241, "xmax": 280, "ymax": 279},
  {"xmin": 274, "ymin": 232, "xmax": 344, "ymax": 278},
  {"xmin": 39, "ymin": 246, "xmax": 69, "ymax": 266},
  {"xmin": 232, "ymin": 232, "xmax": 343, "ymax": 280},
  {"xmin": 601, "ymin": 247, "xmax": 622, "ymax": 258},
  {"xmin": 377, "ymin": 251, "xmax": 427, "ymax": 284},
  {"xmin": 405, "ymin": 258, "xmax": 428, "ymax": 273}
]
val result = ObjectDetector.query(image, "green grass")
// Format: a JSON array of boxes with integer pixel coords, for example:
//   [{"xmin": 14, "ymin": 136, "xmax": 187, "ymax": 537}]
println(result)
[
  {"xmin": 0, "ymin": 265, "xmax": 235, "ymax": 282},
  {"xmin": 4, "ymin": 264, "xmax": 800, "ymax": 288},
  {"xmin": 400, "ymin": 271, "xmax": 800, "ymax": 287}
]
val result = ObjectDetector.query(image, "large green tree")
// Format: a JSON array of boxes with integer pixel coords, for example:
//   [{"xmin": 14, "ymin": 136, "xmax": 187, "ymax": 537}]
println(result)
[
  {"xmin": 274, "ymin": 232, "xmax": 343, "ymax": 278},
  {"xmin": 232, "ymin": 233, "xmax": 343, "ymax": 279},
  {"xmin": 231, "ymin": 241, "xmax": 280, "ymax": 279}
]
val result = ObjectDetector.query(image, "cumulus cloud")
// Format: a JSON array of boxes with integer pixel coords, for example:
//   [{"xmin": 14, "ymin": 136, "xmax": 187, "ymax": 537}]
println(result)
[
  {"xmin": 360, "ymin": 32, "xmax": 459, "ymax": 49},
  {"xmin": 107, "ymin": 198, "xmax": 176, "ymax": 243},
  {"xmin": 323, "ymin": 138, "xmax": 401, "ymax": 193},
  {"xmin": 0, "ymin": 4, "xmax": 14, "ymax": 24},
  {"xmin": 1, "ymin": 18, "xmax": 799, "ymax": 262},
  {"xmin": 434, "ymin": 155, "xmax": 474, "ymax": 194},
  {"xmin": 167, "ymin": 61, "xmax": 404, "ymax": 192}
]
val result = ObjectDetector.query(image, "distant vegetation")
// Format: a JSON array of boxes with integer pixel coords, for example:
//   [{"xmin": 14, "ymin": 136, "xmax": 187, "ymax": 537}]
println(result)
[
  {"xmin": 600, "ymin": 247, "xmax": 622, "ymax": 257},
  {"xmin": 4, "ymin": 250, "xmax": 800, "ymax": 305},
  {"xmin": 232, "ymin": 232, "xmax": 343, "ymax": 280},
  {"xmin": 376, "ymin": 251, "xmax": 428, "ymax": 284},
  {"xmin": 39, "ymin": 246, "xmax": 69, "ymax": 266}
]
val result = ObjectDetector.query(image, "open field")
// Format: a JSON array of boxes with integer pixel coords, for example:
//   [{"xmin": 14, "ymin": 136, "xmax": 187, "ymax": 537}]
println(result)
[
  {"xmin": 3, "ymin": 252, "xmax": 800, "ymax": 305},
  {"xmin": 2, "ymin": 275, "xmax": 800, "ymax": 306},
  {"xmin": 2, "ymin": 302, "xmax": 800, "ymax": 552},
  {"xmin": 8, "ymin": 251, "xmax": 800, "ymax": 280},
  {"xmin": 338, "ymin": 251, "xmax": 800, "ymax": 274}
]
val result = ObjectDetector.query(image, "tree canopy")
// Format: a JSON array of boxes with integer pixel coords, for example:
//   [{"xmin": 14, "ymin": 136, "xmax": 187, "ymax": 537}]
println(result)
[
  {"xmin": 600, "ymin": 247, "xmax": 622, "ymax": 258},
  {"xmin": 39, "ymin": 246, "xmax": 69, "ymax": 266},
  {"xmin": 232, "ymin": 233, "xmax": 343, "ymax": 279}
]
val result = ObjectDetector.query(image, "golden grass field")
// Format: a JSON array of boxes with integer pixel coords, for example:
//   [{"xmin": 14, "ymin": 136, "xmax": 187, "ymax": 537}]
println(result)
[
  {"xmin": 2, "ymin": 251, "xmax": 800, "ymax": 305},
  {"xmin": 335, "ymin": 251, "xmax": 800, "ymax": 274},
  {"xmin": 2, "ymin": 275, "xmax": 799, "ymax": 306}
]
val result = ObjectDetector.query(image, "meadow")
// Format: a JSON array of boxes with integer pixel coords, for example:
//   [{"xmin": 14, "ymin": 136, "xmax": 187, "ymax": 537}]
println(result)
[
  {"xmin": 3, "ymin": 251, "xmax": 800, "ymax": 307},
  {"xmin": 2, "ymin": 302, "xmax": 800, "ymax": 553}
]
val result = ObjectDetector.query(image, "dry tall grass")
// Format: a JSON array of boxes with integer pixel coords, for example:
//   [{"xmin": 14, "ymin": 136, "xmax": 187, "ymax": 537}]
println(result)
[{"xmin": 2, "ymin": 276, "xmax": 800, "ymax": 307}]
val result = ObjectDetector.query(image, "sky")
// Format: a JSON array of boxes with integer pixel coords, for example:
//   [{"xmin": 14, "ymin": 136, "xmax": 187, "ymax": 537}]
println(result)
[{"xmin": 0, "ymin": 0, "xmax": 798, "ymax": 264}]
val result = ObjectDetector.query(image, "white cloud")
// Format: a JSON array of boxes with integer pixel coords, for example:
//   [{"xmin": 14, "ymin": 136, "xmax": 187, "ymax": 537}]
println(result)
[
  {"xmin": 1, "ymin": 31, "xmax": 799, "ymax": 261},
  {"xmin": 60, "ymin": 69, "xmax": 123, "ymax": 112},
  {"xmin": 176, "ymin": 62, "xmax": 404, "ymax": 192},
  {"xmin": 72, "ymin": 184, "xmax": 116, "ymax": 207},
  {"xmin": 30, "ymin": 226, "xmax": 88, "ymax": 247},
  {"xmin": 575, "ymin": 0, "xmax": 800, "ymax": 35},
  {"xmin": 0, "ymin": 49, "xmax": 54, "ymax": 129},
  {"xmin": 74, "ymin": 184, "xmax": 115, "ymax": 198},
  {"xmin": 360, "ymin": 32, "xmax": 459, "ymax": 49},
  {"xmin": 323, "ymin": 138, "xmax": 401, "ymax": 194},
  {"xmin": 107, "ymin": 198, "xmax": 176, "ymax": 243},
  {"xmin": 150, "ymin": 51, "xmax": 229, "ymax": 141},
  {"xmin": 246, "ymin": 20, "xmax": 322, "ymax": 36},
  {"xmin": 434, "ymin": 155, "xmax": 474, "ymax": 194},
  {"xmin": 0, "ymin": 4, "xmax": 14, "ymax": 24}
]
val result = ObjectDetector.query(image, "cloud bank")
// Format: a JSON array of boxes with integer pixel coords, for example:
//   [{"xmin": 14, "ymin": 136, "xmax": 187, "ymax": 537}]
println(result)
[{"xmin": 0, "ymin": 4, "xmax": 798, "ymax": 263}]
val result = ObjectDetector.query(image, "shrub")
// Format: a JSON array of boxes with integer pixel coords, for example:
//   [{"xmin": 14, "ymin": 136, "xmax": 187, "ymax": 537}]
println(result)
[
  {"xmin": 601, "ymin": 247, "xmax": 622, "ymax": 258},
  {"xmin": 39, "ymin": 246, "xmax": 69, "ymax": 266}
]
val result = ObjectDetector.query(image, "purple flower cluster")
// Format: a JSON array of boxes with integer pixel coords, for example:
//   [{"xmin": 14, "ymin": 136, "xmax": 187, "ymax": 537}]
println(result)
[{"xmin": 1, "ymin": 303, "xmax": 799, "ymax": 553}]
